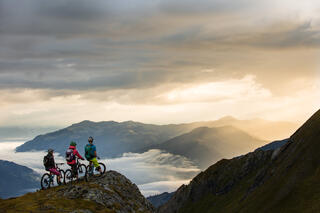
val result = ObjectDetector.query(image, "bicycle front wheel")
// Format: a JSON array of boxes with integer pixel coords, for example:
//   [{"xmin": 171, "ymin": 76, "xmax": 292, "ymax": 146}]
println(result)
[
  {"xmin": 56, "ymin": 169, "xmax": 65, "ymax": 186},
  {"xmin": 41, "ymin": 173, "xmax": 51, "ymax": 190},
  {"xmin": 99, "ymin": 162, "xmax": 106, "ymax": 175},
  {"xmin": 77, "ymin": 164, "xmax": 87, "ymax": 180},
  {"xmin": 64, "ymin": 169, "xmax": 73, "ymax": 184}
]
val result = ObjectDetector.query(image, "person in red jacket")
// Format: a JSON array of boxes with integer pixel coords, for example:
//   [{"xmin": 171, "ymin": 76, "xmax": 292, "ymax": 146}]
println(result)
[{"xmin": 66, "ymin": 141, "xmax": 84, "ymax": 178}]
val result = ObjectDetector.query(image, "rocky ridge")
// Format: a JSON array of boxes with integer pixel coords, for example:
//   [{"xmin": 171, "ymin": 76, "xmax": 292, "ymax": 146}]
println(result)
[{"xmin": 0, "ymin": 170, "xmax": 154, "ymax": 213}]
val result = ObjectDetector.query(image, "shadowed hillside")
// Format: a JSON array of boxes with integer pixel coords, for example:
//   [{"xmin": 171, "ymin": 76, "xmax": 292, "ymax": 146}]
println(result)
[
  {"xmin": 151, "ymin": 126, "xmax": 266, "ymax": 169},
  {"xmin": 0, "ymin": 160, "xmax": 39, "ymax": 199},
  {"xmin": 158, "ymin": 109, "xmax": 320, "ymax": 213}
]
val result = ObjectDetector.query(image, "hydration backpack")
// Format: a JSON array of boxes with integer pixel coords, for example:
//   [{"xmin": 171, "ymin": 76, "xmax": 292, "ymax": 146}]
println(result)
[
  {"xmin": 65, "ymin": 149, "xmax": 75, "ymax": 162},
  {"xmin": 43, "ymin": 155, "xmax": 50, "ymax": 168},
  {"xmin": 85, "ymin": 144, "xmax": 94, "ymax": 160}
]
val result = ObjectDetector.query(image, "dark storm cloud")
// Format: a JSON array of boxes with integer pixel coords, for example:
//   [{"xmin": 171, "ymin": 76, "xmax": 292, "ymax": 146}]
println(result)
[
  {"xmin": 249, "ymin": 21, "xmax": 320, "ymax": 49},
  {"xmin": 0, "ymin": 0, "xmax": 107, "ymax": 36},
  {"xmin": 0, "ymin": 0, "xmax": 319, "ymax": 94},
  {"xmin": 37, "ymin": 0, "xmax": 106, "ymax": 20}
]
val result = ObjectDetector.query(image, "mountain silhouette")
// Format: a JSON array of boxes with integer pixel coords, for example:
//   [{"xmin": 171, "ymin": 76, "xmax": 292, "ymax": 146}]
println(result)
[
  {"xmin": 16, "ymin": 120, "xmax": 188, "ymax": 157},
  {"xmin": 15, "ymin": 117, "xmax": 294, "ymax": 158}
]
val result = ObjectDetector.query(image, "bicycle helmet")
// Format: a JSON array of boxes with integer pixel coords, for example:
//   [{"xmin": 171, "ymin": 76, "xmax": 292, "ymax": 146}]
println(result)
[
  {"xmin": 70, "ymin": 141, "xmax": 77, "ymax": 146},
  {"xmin": 48, "ymin": 148, "xmax": 54, "ymax": 153},
  {"xmin": 88, "ymin": 136, "xmax": 94, "ymax": 142}
]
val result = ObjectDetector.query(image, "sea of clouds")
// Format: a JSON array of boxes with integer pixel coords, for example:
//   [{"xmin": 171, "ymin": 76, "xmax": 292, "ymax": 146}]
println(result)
[{"xmin": 0, "ymin": 142, "xmax": 200, "ymax": 197}]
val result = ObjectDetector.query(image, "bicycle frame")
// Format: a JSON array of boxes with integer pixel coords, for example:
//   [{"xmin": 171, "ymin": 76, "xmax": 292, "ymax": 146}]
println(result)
[{"xmin": 41, "ymin": 162, "xmax": 65, "ymax": 189}]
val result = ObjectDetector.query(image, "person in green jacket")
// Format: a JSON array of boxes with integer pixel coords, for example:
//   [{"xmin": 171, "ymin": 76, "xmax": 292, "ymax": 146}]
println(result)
[{"xmin": 84, "ymin": 136, "xmax": 102, "ymax": 174}]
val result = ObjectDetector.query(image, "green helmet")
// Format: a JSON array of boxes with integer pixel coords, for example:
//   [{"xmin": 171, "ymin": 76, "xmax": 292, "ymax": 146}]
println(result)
[{"xmin": 70, "ymin": 141, "xmax": 77, "ymax": 146}]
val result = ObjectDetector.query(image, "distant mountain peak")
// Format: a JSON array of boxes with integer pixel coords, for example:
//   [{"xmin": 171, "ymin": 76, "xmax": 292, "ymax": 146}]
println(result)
[
  {"xmin": 79, "ymin": 120, "xmax": 93, "ymax": 123},
  {"xmin": 217, "ymin": 115, "xmax": 237, "ymax": 122}
]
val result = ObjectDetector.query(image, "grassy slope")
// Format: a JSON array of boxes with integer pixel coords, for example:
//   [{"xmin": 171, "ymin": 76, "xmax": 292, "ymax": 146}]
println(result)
[{"xmin": 0, "ymin": 183, "xmax": 115, "ymax": 213}]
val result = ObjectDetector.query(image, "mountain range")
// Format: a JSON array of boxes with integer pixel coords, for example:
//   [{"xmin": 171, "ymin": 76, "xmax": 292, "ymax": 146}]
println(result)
[
  {"xmin": 0, "ymin": 110, "xmax": 317, "ymax": 212},
  {"xmin": 158, "ymin": 109, "xmax": 320, "ymax": 212},
  {"xmin": 16, "ymin": 120, "xmax": 187, "ymax": 157},
  {"xmin": 15, "ymin": 117, "xmax": 296, "ymax": 169}
]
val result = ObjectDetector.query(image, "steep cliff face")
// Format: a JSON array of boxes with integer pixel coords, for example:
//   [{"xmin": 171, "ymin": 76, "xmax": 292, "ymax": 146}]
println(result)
[
  {"xmin": 158, "ymin": 149, "xmax": 274, "ymax": 213},
  {"xmin": 0, "ymin": 171, "xmax": 154, "ymax": 213},
  {"xmin": 158, "ymin": 109, "xmax": 320, "ymax": 213}
]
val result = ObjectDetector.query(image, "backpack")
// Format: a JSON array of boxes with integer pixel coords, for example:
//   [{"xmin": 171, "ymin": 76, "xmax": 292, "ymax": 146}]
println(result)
[
  {"xmin": 65, "ymin": 149, "xmax": 75, "ymax": 162},
  {"xmin": 85, "ymin": 144, "xmax": 94, "ymax": 160},
  {"xmin": 43, "ymin": 155, "xmax": 50, "ymax": 168}
]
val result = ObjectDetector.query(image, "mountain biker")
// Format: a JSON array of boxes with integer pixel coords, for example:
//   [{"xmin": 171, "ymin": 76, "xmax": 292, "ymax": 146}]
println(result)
[
  {"xmin": 66, "ymin": 141, "xmax": 85, "ymax": 178},
  {"xmin": 44, "ymin": 148, "xmax": 62, "ymax": 185},
  {"xmin": 85, "ymin": 136, "xmax": 102, "ymax": 174}
]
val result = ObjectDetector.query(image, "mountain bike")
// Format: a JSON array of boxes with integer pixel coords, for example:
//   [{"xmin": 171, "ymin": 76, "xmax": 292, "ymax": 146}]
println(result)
[
  {"xmin": 65, "ymin": 158, "xmax": 87, "ymax": 184},
  {"xmin": 40, "ymin": 163, "xmax": 65, "ymax": 190},
  {"xmin": 85, "ymin": 157, "xmax": 106, "ymax": 181}
]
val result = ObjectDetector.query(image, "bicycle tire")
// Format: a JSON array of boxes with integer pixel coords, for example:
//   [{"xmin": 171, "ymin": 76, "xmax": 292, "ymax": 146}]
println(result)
[
  {"xmin": 55, "ymin": 169, "xmax": 64, "ymax": 186},
  {"xmin": 64, "ymin": 169, "xmax": 73, "ymax": 184},
  {"xmin": 85, "ymin": 164, "xmax": 94, "ymax": 179},
  {"xmin": 99, "ymin": 162, "xmax": 106, "ymax": 175},
  {"xmin": 40, "ymin": 173, "xmax": 51, "ymax": 190},
  {"xmin": 84, "ymin": 165, "xmax": 90, "ymax": 182},
  {"xmin": 77, "ymin": 164, "xmax": 87, "ymax": 181}
]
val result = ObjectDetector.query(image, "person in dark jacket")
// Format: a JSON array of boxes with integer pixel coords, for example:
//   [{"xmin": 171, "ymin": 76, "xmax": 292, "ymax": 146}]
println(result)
[
  {"xmin": 66, "ymin": 141, "xmax": 84, "ymax": 178},
  {"xmin": 45, "ymin": 149, "xmax": 62, "ymax": 184}
]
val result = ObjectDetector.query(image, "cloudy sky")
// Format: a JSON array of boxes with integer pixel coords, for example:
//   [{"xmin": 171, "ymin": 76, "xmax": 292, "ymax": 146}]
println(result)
[{"xmin": 1, "ymin": 0, "xmax": 320, "ymax": 127}]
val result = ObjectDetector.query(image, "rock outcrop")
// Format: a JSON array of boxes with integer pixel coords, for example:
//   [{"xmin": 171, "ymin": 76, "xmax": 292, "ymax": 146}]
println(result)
[{"xmin": 0, "ymin": 170, "xmax": 154, "ymax": 213}]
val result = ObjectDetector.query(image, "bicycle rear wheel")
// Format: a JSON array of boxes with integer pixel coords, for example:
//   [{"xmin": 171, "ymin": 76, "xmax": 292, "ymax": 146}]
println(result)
[{"xmin": 41, "ymin": 173, "xmax": 51, "ymax": 190}]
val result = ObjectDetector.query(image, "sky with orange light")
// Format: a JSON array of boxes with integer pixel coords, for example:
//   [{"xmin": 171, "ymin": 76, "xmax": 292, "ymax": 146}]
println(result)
[{"xmin": 0, "ymin": 0, "xmax": 320, "ymax": 127}]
